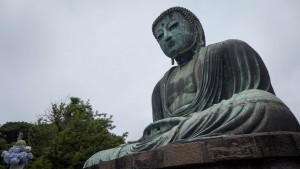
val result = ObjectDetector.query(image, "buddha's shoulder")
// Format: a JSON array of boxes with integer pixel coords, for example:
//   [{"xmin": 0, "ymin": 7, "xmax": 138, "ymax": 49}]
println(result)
[{"xmin": 205, "ymin": 39, "xmax": 250, "ymax": 49}]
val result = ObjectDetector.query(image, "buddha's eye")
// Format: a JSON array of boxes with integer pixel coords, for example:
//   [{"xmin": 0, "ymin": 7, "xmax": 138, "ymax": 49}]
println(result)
[
  {"xmin": 169, "ymin": 22, "xmax": 179, "ymax": 31},
  {"xmin": 157, "ymin": 33, "xmax": 164, "ymax": 40}
]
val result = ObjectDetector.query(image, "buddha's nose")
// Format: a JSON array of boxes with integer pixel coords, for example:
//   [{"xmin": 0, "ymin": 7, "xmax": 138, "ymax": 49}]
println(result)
[{"xmin": 165, "ymin": 32, "xmax": 173, "ymax": 42}]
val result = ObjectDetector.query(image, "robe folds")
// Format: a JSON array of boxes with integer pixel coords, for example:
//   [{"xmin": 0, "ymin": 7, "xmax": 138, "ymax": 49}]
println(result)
[
  {"xmin": 152, "ymin": 39, "xmax": 275, "ymax": 121},
  {"xmin": 83, "ymin": 40, "xmax": 300, "ymax": 168}
]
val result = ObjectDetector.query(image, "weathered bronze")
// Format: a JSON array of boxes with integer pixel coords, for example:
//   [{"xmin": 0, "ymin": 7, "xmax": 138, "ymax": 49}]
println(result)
[{"xmin": 83, "ymin": 7, "xmax": 300, "ymax": 168}]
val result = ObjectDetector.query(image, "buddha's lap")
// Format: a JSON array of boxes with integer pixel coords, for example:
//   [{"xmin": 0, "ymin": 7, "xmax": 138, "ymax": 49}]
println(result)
[{"xmin": 84, "ymin": 89, "xmax": 300, "ymax": 167}]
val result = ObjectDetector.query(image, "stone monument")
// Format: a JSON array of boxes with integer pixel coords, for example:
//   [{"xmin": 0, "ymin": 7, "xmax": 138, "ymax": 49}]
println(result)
[{"xmin": 83, "ymin": 7, "xmax": 300, "ymax": 169}]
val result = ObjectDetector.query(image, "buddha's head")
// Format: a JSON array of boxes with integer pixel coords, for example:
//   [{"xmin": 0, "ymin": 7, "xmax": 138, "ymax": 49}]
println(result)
[{"xmin": 152, "ymin": 7, "xmax": 205, "ymax": 61}]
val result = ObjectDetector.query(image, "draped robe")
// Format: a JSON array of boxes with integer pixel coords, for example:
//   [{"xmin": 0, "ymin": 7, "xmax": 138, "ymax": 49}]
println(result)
[
  {"xmin": 152, "ymin": 39, "xmax": 275, "ymax": 120},
  {"xmin": 83, "ymin": 39, "xmax": 300, "ymax": 168}
]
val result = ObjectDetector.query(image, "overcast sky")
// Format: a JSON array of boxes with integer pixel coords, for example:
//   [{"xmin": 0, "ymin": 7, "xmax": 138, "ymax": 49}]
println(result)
[{"xmin": 0, "ymin": 0, "xmax": 299, "ymax": 141}]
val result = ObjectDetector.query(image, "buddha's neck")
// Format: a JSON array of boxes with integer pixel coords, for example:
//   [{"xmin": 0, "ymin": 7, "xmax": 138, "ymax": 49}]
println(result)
[
  {"xmin": 175, "ymin": 51, "xmax": 195, "ymax": 67},
  {"xmin": 175, "ymin": 43, "xmax": 201, "ymax": 67}
]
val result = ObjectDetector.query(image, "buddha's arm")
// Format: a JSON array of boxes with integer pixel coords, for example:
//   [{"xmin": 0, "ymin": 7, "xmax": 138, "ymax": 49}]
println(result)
[
  {"xmin": 152, "ymin": 80, "xmax": 164, "ymax": 122},
  {"xmin": 221, "ymin": 39, "xmax": 275, "ymax": 97}
]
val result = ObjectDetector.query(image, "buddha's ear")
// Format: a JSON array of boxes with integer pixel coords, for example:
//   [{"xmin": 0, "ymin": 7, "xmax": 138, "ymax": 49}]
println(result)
[
  {"xmin": 195, "ymin": 23, "xmax": 206, "ymax": 47},
  {"xmin": 192, "ymin": 24, "xmax": 203, "ymax": 49}
]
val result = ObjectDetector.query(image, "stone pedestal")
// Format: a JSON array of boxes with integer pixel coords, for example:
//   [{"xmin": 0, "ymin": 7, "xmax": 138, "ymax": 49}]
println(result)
[{"xmin": 86, "ymin": 132, "xmax": 300, "ymax": 169}]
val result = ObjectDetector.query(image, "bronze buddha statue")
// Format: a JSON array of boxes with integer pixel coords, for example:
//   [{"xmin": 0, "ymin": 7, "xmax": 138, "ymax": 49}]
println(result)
[{"xmin": 83, "ymin": 7, "xmax": 300, "ymax": 168}]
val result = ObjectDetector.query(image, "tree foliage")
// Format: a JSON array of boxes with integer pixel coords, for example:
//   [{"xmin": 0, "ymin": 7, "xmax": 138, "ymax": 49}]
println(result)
[
  {"xmin": 0, "ymin": 121, "xmax": 33, "ymax": 143},
  {"xmin": 27, "ymin": 97, "xmax": 127, "ymax": 169}
]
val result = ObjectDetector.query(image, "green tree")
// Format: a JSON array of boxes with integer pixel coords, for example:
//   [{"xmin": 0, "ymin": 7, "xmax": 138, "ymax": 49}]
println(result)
[
  {"xmin": 27, "ymin": 97, "xmax": 127, "ymax": 169},
  {"xmin": 0, "ymin": 137, "xmax": 8, "ymax": 169},
  {"xmin": 0, "ymin": 121, "xmax": 33, "ymax": 143}
]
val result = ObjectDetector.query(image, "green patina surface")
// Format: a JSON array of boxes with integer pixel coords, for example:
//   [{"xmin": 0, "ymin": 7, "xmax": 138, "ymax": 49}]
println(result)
[{"xmin": 83, "ymin": 6, "xmax": 300, "ymax": 168}]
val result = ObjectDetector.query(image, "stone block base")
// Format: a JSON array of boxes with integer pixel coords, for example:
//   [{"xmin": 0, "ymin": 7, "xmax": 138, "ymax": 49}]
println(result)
[{"xmin": 86, "ymin": 131, "xmax": 300, "ymax": 169}]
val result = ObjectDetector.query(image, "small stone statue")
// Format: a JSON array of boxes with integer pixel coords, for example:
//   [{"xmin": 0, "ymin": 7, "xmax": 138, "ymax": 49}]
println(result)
[
  {"xmin": 83, "ymin": 7, "xmax": 300, "ymax": 168},
  {"xmin": 17, "ymin": 132, "xmax": 23, "ymax": 141}
]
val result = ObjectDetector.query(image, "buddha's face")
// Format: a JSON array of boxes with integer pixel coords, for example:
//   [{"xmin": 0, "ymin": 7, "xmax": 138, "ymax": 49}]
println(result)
[{"xmin": 154, "ymin": 12, "xmax": 197, "ymax": 59}]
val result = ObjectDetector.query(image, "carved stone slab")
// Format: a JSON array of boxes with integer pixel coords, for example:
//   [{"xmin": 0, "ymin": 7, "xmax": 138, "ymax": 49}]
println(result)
[{"xmin": 86, "ymin": 131, "xmax": 300, "ymax": 169}]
